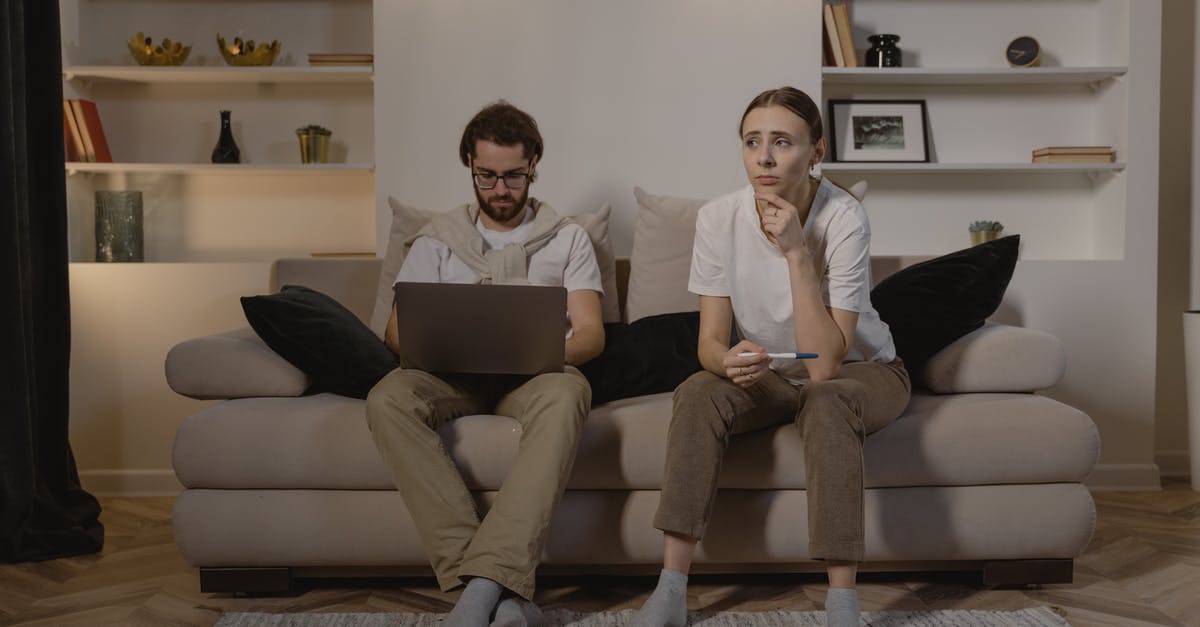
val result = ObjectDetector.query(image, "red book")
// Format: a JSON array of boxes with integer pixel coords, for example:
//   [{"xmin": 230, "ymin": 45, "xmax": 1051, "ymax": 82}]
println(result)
[
  {"xmin": 70, "ymin": 99, "xmax": 113, "ymax": 163},
  {"xmin": 63, "ymin": 100, "xmax": 85, "ymax": 162}
]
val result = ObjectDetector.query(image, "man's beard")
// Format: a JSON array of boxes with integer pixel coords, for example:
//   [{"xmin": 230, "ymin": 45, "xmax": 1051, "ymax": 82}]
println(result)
[{"xmin": 474, "ymin": 185, "xmax": 530, "ymax": 225}]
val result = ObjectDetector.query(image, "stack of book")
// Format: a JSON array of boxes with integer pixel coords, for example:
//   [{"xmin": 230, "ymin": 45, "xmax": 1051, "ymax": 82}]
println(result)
[
  {"xmin": 1031, "ymin": 146, "xmax": 1116, "ymax": 164},
  {"xmin": 307, "ymin": 53, "xmax": 373, "ymax": 67},
  {"xmin": 822, "ymin": 4, "xmax": 857, "ymax": 67},
  {"xmin": 62, "ymin": 98, "xmax": 112, "ymax": 163}
]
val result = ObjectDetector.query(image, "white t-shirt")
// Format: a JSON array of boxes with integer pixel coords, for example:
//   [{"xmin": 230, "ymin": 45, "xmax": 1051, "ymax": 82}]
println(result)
[
  {"xmin": 688, "ymin": 179, "xmax": 896, "ymax": 382},
  {"xmin": 396, "ymin": 205, "xmax": 604, "ymax": 335}
]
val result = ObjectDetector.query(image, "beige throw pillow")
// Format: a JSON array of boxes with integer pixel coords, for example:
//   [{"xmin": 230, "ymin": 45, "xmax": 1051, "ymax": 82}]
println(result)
[
  {"xmin": 368, "ymin": 196, "xmax": 620, "ymax": 337},
  {"xmin": 570, "ymin": 204, "xmax": 621, "ymax": 323},
  {"xmin": 626, "ymin": 187, "xmax": 707, "ymax": 323},
  {"xmin": 368, "ymin": 198, "xmax": 436, "ymax": 337}
]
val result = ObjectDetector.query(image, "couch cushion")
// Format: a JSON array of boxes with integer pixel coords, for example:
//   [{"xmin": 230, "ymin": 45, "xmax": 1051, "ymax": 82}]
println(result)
[
  {"xmin": 173, "ymin": 391, "xmax": 1097, "ymax": 491},
  {"xmin": 625, "ymin": 187, "xmax": 705, "ymax": 323},
  {"xmin": 173, "ymin": 483, "xmax": 1094, "ymax": 568},
  {"xmin": 241, "ymin": 285, "xmax": 399, "ymax": 399},
  {"xmin": 165, "ymin": 327, "xmax": 309, "ymax": 400},
  {"xmin": 368, "ymin": 198, "xmax": 437, "ymax": 337},
  {"xmin": 922, "ymin": 323, "xmax": 1066, "ymax": 393},
  {"xmin": 871, "ymin": 235, "xmax": 1020, "ymax": 381},
  {"xmin": 570, "ymin": 204, "xmax": 621, "ymax": 324}
]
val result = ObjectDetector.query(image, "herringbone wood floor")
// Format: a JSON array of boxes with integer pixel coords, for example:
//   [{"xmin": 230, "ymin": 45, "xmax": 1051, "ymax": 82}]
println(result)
[{"xmin": 2, "ymin": 481, "xmax": 1197, "ymax": 627}]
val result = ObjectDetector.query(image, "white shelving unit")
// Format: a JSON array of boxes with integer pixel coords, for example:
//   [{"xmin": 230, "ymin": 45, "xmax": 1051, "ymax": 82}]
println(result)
[
  {"xmin": 823, "ymin": 162, "xmax": 1126, "ymax": 174},
  {"xmin": 821, "ymin": 0, "xmax": 1134, "ymax": 261},
  {"xmin": 822, "ymin": 66, "xmax": 1126, "ymax": 86},
  {"xmin": 60, "ymin": 0, "xmax": 375, "ymax": 264},
  {"xmin": 63, "ymin": 65, "xmax": 373, "ymax": 84},
  {"xmin": 66, "ymin": 162, "xmax": 375, "ymax": 176}
]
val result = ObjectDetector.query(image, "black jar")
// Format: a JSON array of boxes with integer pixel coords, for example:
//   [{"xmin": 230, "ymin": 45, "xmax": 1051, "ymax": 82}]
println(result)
[{"xmin": 865, "ymin": 34, "xmax": 902, "ymax": 67}]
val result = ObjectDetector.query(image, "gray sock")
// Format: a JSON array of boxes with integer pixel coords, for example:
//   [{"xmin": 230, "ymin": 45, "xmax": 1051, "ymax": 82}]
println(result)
[
  {"xmin": 628, "ymin": 568, "xmax": 688, "ymax": 627},
  {"xmin": 444, "ymin": 577, "xmax": 503, "ymax": 627},
  {"xmin": 824, "ymin": 587, "xmax": 860, "ymax": 627},
  {"xmin": 490, "ymin": 596, "xmax": 545, "ymax": 626}
]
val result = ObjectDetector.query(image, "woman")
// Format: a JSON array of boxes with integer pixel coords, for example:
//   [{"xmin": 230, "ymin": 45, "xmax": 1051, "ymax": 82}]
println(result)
[{"xmin": 629, "ymin": 87, "xmax": 910, "ymax": 627}]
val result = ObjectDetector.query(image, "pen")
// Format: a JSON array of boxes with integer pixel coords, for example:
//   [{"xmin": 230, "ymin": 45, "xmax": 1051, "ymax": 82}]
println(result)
[{"xmin": 738, "ymin": 352, "xmax": 818, "ymax": 359}]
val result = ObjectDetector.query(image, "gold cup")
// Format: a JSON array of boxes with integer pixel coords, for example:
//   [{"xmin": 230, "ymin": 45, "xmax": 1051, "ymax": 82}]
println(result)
[
  {"xmin": 970, "ymin": 230, "xmax": 1002, "ymax": 245},
  {"xmin": 296, "ymin": 126, "xmax": 331, "ymax": 164}
]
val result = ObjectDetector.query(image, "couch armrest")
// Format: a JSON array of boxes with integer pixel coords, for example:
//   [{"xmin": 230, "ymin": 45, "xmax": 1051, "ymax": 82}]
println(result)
[
  {"xmin": 922, "ymin": 323, "xmax": 1066, "ymax": 393},
  {"xmin": 164, "ymin": 328, "xmax": 310, "ymax": 400}
]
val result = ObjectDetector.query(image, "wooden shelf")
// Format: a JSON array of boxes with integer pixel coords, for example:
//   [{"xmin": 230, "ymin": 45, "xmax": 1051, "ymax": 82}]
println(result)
[
  {"xmin": 65, "ymin": 162, "xmax": 375, "ymax": 175},
  {"xmin": 821, "ymin": 66, "xmax": 1127, "ymax": 86},
  {"xmin": 822, "ymin": 162, "xmax": 1126, "ymax": 174},
  {"xmin": 62, "ymin": 66, "xmax": 373, "ymax": 84}
]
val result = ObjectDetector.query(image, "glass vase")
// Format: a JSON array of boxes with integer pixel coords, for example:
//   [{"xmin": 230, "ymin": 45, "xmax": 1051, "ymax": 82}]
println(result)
[{"xmin": 95, "ymin": 191, "xmax": 144, "ymax": 262}]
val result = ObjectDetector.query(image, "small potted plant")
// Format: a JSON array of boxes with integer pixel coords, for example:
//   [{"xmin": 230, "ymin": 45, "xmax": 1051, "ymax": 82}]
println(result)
[{"xmin": 969, "ymin": 220, "xmax": 1004, "ymax": 245}]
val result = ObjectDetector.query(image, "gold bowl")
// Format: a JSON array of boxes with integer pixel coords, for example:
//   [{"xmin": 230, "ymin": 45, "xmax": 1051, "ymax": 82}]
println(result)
[
  {"xmin": 217, "ymin": 34, "xmax": 281, "ymax": 67},
  {"xmin": 127, "ymin": 32, "xmax": 191, "ymax": 66}
]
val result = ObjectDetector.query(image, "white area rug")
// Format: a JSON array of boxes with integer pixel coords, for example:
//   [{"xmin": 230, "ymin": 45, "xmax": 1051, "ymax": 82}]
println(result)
[{"xmin": 215, "ymin": 607, "xmax": 1070, "ymax": 626}]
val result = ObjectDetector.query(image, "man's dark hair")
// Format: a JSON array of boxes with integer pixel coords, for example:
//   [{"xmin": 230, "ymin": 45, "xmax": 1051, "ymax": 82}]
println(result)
[{"xmin": 458, "ymin": 101, "xmax": 544, "ymax": 166}]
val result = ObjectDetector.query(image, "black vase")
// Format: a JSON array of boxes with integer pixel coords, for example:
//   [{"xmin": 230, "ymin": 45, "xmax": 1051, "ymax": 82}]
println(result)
[
  {"xmin": 211, "ymin": 110, "xmax": 241, "ymax": 163},
  {"xmin": 866, "ymin": 34, "xmax": 902, "ymax": 67}
]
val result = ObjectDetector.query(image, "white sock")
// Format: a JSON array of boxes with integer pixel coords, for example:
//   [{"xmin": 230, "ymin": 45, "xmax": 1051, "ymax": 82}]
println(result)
[
  {"xmin": 444, "ymin": 577, "xmax": 503, "ymax": 627},
  {"xmin": 491, "ymin": 596, "xmax": 545, "ymax": 626},
  {"xmin": 824, "ymin": 587, "xmax": 860, "ymax": 627},
  {"xmin": 628, "ymin": 568, "xmax": 688, "ymax": 627}
]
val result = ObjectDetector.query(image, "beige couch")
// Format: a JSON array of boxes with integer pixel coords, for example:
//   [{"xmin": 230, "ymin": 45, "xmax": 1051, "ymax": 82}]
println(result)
[{"xmin": 165, "ymin": 243, "xmax": 1098, "ymax": 594}]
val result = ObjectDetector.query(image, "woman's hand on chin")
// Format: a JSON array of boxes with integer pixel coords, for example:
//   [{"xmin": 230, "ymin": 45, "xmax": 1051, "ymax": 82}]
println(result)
[{"xmin": 755, "ymin": 192, "xmax": 810, "ymax": 261}]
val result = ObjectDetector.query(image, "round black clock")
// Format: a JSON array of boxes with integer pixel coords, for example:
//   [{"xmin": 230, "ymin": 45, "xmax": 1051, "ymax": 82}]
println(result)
[{"xmin": 1006, "ymin": 36, "xmax": 1041, "ymax": 68}]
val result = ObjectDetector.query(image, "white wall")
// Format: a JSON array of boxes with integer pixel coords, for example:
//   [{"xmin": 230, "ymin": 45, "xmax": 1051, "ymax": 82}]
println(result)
[{"xmin": 373, "ymin": 0, "xmax": 819, "ymax": 257}]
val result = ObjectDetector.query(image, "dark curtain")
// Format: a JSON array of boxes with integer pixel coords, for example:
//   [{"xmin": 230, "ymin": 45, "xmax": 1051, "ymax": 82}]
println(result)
[{"xmin": 0, "ymin": 0, "xmax": 103, "ymax": 562}]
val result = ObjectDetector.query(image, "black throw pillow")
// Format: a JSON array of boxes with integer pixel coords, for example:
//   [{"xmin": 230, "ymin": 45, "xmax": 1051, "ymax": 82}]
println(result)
[
  {"xmin": 241, "ymin": 285, "xmax": 398, "ymax": 399},
  {"xmin": 870, "ymin": 234, "xmax": 1020, "ymax": 381},
  {"xmin": 579, "ymin": 311, "xmax": 702, "ymax": 406}
]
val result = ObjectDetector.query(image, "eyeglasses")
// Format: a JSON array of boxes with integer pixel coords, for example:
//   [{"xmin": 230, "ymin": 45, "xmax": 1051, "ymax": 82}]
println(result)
[
  {"xmin": 472, "ymin": 171, "xmax": 530, "ymax": 190},
  {"xmin": 471, "ymin": 165, "xmax": 532, "ymax": 190}
]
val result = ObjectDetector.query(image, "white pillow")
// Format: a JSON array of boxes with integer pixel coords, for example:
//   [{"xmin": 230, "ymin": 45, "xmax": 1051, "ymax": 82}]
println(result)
[
  {"xmin": 368, "ymin": 198, "xmax": 437, "ymax": 337},
  {"xmin": 847, "ymin": 179, "xmax": 868, "ymax": 201},
  {"xmin": 368, "ymin": 197, "xmax": 620, "ymax": 337},
  {"xmin": 625, "ymin": 187, "xmax": 707, "ymax": 323},
  {"xmin": 570, "ymin": 204, "xmax": 621, "ymax": 323}
]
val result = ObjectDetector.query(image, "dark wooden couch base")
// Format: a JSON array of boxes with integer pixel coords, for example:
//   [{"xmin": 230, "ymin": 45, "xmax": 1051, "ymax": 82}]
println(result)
[{"xmin": 198, "ymin": 559, "xmax": 1074, "ymax": 595}]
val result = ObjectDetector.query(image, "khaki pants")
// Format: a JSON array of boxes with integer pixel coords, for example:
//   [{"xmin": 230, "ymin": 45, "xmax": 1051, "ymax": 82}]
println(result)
[
  {"xmin": 653, "ymin": 360, "xmax": 910, "ymax": 562},
  {"xmin": 365, "ymin": 366, "xmax": 590, "ymax": 600}
]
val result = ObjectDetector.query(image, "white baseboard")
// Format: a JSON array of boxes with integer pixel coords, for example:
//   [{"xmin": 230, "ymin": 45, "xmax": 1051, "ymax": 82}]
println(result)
[
  {"xmin": 1085, "ymin": 463, "xmax": 1163, "ymax": 491},
  {"xmin": 79, "ymin": 469, "xmax": 182, "ymax": 497},
  {"xmin": 1155, "ymin": 450, "xmax": 1192, "ymax": 479}
]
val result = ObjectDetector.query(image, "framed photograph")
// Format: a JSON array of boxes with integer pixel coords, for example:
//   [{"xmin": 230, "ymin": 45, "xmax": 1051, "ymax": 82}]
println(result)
[{"xmin": 827, "ymin": 99, "xmax": 929, "ymax": 162}]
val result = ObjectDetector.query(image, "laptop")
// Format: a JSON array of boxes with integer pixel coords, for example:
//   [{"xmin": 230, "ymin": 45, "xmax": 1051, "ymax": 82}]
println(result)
[{"xmin": 392, "ymin": 282, "xmax": 567, "ymax": 376}]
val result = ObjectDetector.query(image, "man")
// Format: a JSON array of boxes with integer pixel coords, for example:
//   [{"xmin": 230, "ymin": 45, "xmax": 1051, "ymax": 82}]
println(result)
[{"xmin": 366, "ymin": 101, "xmax": 604, "ymax": 627}]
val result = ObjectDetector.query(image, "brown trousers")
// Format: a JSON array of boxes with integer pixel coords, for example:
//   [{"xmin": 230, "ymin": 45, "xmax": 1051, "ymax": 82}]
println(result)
[
  {"xmin": 653, "ymin": 360, "xmax": 910, "ymax": 562},
  {"xmin": 365, "ymin": 366, "xmax": 590, "ymax": 600}
]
